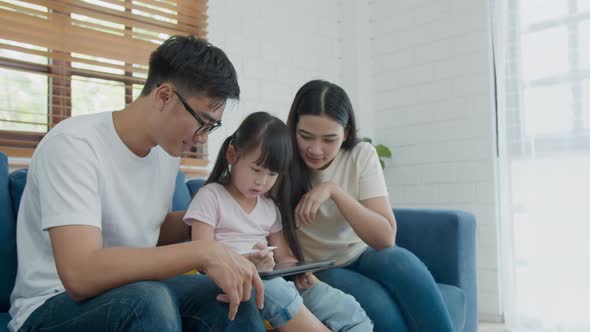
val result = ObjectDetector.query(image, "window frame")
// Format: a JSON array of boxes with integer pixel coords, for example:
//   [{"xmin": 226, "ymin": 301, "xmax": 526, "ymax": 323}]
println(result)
[{"xmin": 508, "ymin": 0, "xmax": 590, "ymax": 157}]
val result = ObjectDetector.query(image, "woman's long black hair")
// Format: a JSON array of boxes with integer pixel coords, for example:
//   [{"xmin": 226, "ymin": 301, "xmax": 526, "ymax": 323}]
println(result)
[
  {"xmin": 206, "ymin": 111, "xmax": 304, "ymax": 261},
  {"xmin": 287, "ymin": 80, "xmax": 359, "ymax": 212}
]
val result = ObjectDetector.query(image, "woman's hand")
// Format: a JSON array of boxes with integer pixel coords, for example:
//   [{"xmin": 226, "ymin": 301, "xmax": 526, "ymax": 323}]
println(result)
[
  {"xmin": 295, "ymin": 182, "xmax": 336, "ymax": 226},
  {"xmin": 246, "ymin": 242, "xmax": 275, "ymax": 271},
  {"xmin": 295, "ymin": 272, "xmax": 316, "ymax": 290}
]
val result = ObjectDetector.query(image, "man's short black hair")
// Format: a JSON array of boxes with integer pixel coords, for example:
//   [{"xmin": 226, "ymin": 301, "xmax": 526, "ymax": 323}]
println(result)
[{"xmin": 142, "ymin": 35, "xmax": 239, "ymax": 104}]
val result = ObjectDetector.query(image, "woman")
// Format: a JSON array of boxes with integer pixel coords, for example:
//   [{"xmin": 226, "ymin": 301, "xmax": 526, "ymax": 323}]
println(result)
[{"xmin": 287, "ymin": 80, "xmax": 455, "ymax": 332}]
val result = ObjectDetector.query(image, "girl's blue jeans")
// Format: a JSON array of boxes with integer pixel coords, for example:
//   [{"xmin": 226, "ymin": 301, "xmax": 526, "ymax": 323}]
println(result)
[{"xmin": 261, "ymin": 277, "xmax": 373, "ymax": 331}]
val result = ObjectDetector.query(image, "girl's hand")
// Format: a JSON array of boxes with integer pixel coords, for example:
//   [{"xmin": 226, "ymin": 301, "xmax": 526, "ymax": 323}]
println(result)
[
  {"xmin": 295, "ymin": 272, "xmax": 316, "ymax": 290},
  {"xmin": 246, "ymin": 242, "xmax": 275, "ymax": 271},
  {"xmin": 295, "ymin": 182, "xmax": 335, "ymax": 226}
]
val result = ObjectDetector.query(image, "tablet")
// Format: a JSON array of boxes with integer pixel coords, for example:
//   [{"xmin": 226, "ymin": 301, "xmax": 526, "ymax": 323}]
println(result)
[{"xmin": 259, "ymin": 260, "xmax": 336, "ymax": 279}]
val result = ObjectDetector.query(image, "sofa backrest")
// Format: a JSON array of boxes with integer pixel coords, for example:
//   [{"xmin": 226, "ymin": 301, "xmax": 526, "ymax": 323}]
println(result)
[
  {"xmin": 186, "ymin": 178, "xmax": 206, "ymax": 197},
  {"xmin": 172, "ymin": 171, "xmax": 191, "ymax": 211},
  {"xmin": 0, "ymin": 152, "xmax": 17, "ymax": 312},
  {"xmin": 9, "ymin": 169, "xmax": 196, "ymax": 215},
  {"xmin": 8, "ymin": 169, "xmax": 27, "ymax": 220}
]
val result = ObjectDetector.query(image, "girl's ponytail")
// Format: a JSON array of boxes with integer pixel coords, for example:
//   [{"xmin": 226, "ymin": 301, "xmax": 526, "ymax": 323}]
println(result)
[{"xmin": 205, "ymin": 134, "xmax": 234, "ymax": 186}]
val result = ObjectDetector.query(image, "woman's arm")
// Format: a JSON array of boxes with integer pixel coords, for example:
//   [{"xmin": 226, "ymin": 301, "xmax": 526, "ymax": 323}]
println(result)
[
  {"xmin": 330, "ymin": 184, "xmax": 396, "ymax": 250},
  {"xmin": 297, "ymin": 182, "xmax": 396, "ymax": 250}
]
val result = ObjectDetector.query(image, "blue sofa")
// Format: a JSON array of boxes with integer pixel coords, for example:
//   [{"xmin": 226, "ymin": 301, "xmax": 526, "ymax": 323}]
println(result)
[{"xmin": 0, "ymin": 151, "xmax": 477, "ymax": 331}]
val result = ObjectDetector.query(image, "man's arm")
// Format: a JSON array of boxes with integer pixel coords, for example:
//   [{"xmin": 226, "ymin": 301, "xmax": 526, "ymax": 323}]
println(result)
[
  {"xmin": 157, "ymin": 211, "xmax": 190, "ymax": 246},
  {"xmin": 51, "ymin": 224, "xmax": 210, "ymax": 300},
  {"xmin": 50, "ymin": 225, "xmax": 265, "ymax": 320}
]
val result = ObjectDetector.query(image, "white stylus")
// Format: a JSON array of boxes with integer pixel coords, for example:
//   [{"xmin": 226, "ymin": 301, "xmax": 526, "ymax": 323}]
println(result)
[{"xmin": 237, "ymin": 246, "xmax": 278, "ymax": 255}]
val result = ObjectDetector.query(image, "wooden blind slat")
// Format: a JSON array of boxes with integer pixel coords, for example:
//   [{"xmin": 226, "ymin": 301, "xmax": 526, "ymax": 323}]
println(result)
[
  {"xmin": 149, "ymin": 0, "xmax": 208, "ymax": 14},
  {"xmin": 0, "ymin": 43, "xmax": 150, "ymax": 75},
  {"xmin": 0, "ymin": 59, "xmax": 147, "ymax": 85},
  {"xmin": 10, "ymin": 0, "xmax": 200, "ymax": 40},
  {"xmin": 0, "ymin": 138, "xmax": 40, "ymax": 147},
  {"xmin": 0, "ymin": 119, "xmax": 48, "ymax": 127},
  {"xmin": 0, "ymin": 11, "xmax": 154, "ymax": 65},
  {"xmin": 86, "ymin": 0, "xmax": 207, "ymax": 28},
  {"xmin": 2, "ymin": 0, "xmax": 207, "ymax": 36},
  {"xmin": 63, "ymin": 0, "xmax": 201, "ymax": 35}
]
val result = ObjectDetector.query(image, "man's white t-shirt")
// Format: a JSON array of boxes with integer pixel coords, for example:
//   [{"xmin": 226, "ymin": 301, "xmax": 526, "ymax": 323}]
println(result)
[{"xmin": 8, "ymin": 112, "xmax": 180, "ymax": 332}]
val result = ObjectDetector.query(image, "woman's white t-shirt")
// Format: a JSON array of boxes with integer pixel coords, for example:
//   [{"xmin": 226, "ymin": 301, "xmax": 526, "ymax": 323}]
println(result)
[{"xmin": 296, "ymin": 142, "xmax": 389, "ymax": 266}]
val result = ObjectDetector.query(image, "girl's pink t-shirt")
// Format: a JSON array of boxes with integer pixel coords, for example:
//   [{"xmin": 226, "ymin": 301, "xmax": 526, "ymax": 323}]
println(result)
[{"xmin": 184, "ymin": 182, "xmax": 282, "ymax": 251}]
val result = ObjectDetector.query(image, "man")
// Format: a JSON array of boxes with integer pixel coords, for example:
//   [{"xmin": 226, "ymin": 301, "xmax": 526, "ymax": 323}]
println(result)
[{"xmin": 9, "ymin": 35, "xmax": 265, "ymax": 332}]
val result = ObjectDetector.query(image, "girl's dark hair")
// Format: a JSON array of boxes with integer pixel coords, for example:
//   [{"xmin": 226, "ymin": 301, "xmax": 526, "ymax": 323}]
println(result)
[
  {"xmin": 206, "ymin": 112, "xmax": 304, "ymax": 261},
  {"xmin": 286, "ymin": 80, "xmax": 359, "ymax": 211}
]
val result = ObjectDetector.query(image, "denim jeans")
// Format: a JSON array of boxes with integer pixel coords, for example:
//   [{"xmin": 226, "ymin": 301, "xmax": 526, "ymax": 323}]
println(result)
[
  {"xmin": 316, "ymin": 246, "xmax": 455, "ymax": 332},
  {"xmin": 300, "ymin": 280, "xmax": 373, "ymax": 332},
  {"xmin": 260, "ymin": 278, "xmax": 302, "ymax": 328},
  {"xmin": 18, "ymin": 274, "xmax": 265, "ymax": 332},
  {"xmin": 261, "ymin": 277, "xmax": 373, "ymax": 331}
]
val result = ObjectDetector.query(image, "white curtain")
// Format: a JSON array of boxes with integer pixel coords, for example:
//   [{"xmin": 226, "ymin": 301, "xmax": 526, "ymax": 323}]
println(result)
[{"xmin": 493, "ymin": 0, "xmax": 590, "ymax": 331}]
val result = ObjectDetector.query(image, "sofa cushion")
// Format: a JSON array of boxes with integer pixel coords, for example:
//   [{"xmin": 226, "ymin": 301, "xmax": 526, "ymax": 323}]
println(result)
[
  {"xmin": 438, "ymin": 283, "xmax": 466, "ymax": 332},
  {"xmin": 8, "ymin": 169, "xmax": 27, "ymax": 218},
  {"xmin": 171, "ymin": 171, "xmax": 191, "ymax": 211},
  {"xmin": 0, "ymin": 312, "xmax": 11, "ymax": 332},
  {"xmin": 0, "ymin": 153, "xmax": 17, "ymax": 312},
  {"xmin": 186, "ymin": 178, "xmax": 206, "ymax": 197}
]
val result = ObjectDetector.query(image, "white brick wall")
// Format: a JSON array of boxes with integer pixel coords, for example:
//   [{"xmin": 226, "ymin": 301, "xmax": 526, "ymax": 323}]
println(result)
[
  {"xmin": 209, "ymin": 0, "xmax": 502, "ymax": 322},
  {"xmin": 370, "ymin": 0, "xmax": 502, "ymax": 321},
  {"xmin": 207, "ymin": 0, "xmax": 345, "ymax": 163}
]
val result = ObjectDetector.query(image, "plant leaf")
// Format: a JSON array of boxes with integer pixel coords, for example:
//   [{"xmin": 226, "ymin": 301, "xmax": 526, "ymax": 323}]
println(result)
[{"xmin": 375, "ymin": 144, "xmax": 392, "ymax": 158}]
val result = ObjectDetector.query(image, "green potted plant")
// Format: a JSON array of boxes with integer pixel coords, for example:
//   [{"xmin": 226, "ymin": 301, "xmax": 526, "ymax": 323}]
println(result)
[{"xmin": 360, "ymin": 137, "xmax": 391, "ymax": 169}]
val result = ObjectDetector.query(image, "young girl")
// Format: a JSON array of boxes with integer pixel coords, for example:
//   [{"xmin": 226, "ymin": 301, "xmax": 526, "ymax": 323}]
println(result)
[
  {"xmin": 183, "ymin": 112, "xmax": 372, "ymax": 332},
  {"xmin": 287, "ymin": 80, "xmax": 456, "ymax": 332}
]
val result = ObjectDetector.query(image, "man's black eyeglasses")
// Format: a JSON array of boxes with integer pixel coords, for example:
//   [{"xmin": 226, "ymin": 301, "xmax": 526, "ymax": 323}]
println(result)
[{"xmin": 172, "ymin": 90, "xmax": 222, "ymax": 135}]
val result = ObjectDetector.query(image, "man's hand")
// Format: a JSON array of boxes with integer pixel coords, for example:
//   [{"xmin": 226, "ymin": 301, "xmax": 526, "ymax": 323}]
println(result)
[
  {"xmin": 201, "ymin": 242, "xmax": 265, "ymax": 320},
  {"xmin": 246, "ymin": 242, "xmax": 275, "ymax": 271}
]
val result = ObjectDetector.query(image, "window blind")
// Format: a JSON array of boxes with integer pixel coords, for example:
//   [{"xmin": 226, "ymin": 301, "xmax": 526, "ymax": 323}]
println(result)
[{"xmin": 0, "ymin": 0, "xmax": 208, "ymax": 162}]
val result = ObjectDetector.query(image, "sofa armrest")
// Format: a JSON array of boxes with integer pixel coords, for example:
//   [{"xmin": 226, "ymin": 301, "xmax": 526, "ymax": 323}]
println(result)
[
  {"xmin": 393, "ymin": 208, "xmax": 477, "ymax": 331},
  {"xmin": 393, "ymin": 208, "xmax": 476, "ymax": 287},
  {"xmin": 0, "ymin": 153, "xmax": 17, "ymax": 312}
]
